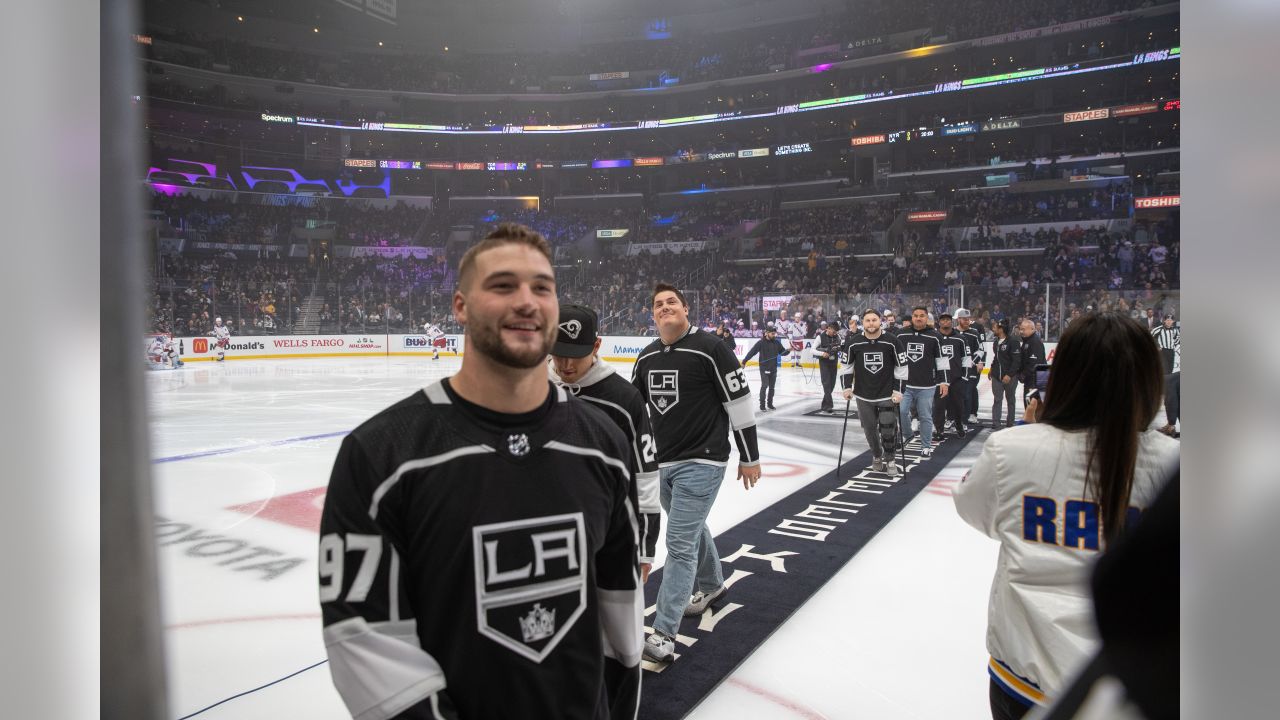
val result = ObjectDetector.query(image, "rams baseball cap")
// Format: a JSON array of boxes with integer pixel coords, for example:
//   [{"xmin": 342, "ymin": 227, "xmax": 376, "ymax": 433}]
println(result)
[
  {"xmin": 954, "ymin": 308, "xmax": 971, "ymax": 318},
  {"xmin": 552, "ymin": 304, "xmax": 599, "ymax": 358}
]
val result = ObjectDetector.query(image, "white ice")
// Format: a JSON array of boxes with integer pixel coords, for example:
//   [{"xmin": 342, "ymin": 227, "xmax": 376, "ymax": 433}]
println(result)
[{"xmin": 146, "ymin": 356, "xmax": 1006, "ymax": 720}]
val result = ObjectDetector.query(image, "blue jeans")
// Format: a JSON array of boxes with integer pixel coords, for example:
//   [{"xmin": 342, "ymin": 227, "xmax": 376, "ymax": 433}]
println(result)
[
  {"xmin": 653, "ymin": 462, "xmax": 726, "ymax": 637},
  {"xmin": 900, "ymin": 386, "xmax": 936, "ymax": 447}
]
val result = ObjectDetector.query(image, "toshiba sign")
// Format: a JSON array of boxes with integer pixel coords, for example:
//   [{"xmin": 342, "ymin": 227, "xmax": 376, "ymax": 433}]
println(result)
[
  {"xmin": 1063, "ymin": 108, "xmax": 1110, "ymax": 123},
  {"xmin": 850, "ymin": 134, "xmax": 887, "ymax": 146},
  {"xmin": 1134, "ymin": 195, "xmax": 1181, "ymax": 209}
]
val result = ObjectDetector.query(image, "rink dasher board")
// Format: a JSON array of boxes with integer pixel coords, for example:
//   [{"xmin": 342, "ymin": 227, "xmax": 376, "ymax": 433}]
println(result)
[{"xmin": 168, "ymin": 333, "xmax": 1037, "ymax": 372}]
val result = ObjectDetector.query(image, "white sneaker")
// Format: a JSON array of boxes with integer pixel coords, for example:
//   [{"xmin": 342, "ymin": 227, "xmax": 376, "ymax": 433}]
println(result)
[
  {"xmin": 643, "ymin": 631, "xmax": 675, "ymax": 662},
  {"xmin": 921, "ymin": 447, "xmax": 933, "ymax": 458},
  {"xmin": 967, "ymin": 414, "xmax": 979, "ymax": 424},
  {"xmin": 886, "ymin": 460, "xmax": 900, "ymax": 477},
  {"xmin": 871, "ymin": 457, "xmax": 885, "ymax": 473},
  {"xmin": 684, "ymin": 585, "xmax": 728, "ymax": 617}
]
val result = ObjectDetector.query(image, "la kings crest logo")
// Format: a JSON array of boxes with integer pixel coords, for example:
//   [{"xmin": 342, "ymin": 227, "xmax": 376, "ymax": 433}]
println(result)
[
  {"xmin": 473, "ymin": 513, "xmax": 587, "ymax": 663},
  {"xmin": 905, "ymin": 342, "xmax": 925, "ymax": 363},
  {"xmin": 941, "ymin": 344, "xmax": 954, "ymax": 359},
  {"xmin": 863, "ymin": 351, "xmax": 884, "ymax": 374},
  {"xmin": 648, "ymin": 369, "xmax": 680, "ymax": 415}
]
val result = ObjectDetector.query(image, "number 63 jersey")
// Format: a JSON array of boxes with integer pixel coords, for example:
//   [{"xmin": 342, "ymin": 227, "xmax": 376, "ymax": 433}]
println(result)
[
  {"xmin": 631, "ymin": 326, "xmax": 760, "ymax": 468},
  {"xmin": 319, "ymin": 379, "xmax": 642, "ymax": 720}
]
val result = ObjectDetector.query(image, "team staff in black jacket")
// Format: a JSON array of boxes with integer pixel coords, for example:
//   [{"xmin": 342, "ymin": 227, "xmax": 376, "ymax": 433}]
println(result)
[
  {"xmin": 814, "ymin": 321, "xmax": 841, "ymax": 413},
  {"xmin": 839, "ymin": 309, "xmax": 905, "ymax": 475},
  {"xmin": 633, "ymin": 283, "xmax": 761, "ymax": 663},
  {"xmin": 742, "ymin": 324, "xmax": 790, "ymax": 411},
  {"xmin": 1018, "ymin": 319, "xmax": 1047, "ymax": 410},
  {"xmin": 955, "ymin": 309, "xmax": 986, "ymax": 424},
  {"xmin": 989, "ymin": 319, "xmax": 1022, "ymax": 427},
  {"xmin": 933, "ymin": 314, "xmax": 972, "ymax": 437},
  {"xmin": 550, "ymin": 304, "xmax": 662, "ymax": 583},
  {"xmin": 715, "ymin": 322, "xmax": 737, "ymax": 350},
  {"xmin": 895, "ymin": 307, "xmax": 950, "ymax": 457}
]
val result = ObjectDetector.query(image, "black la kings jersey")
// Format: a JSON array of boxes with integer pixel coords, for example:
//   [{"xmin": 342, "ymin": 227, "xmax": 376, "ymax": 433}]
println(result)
[
  {"xmin": 838, "ymin": 333, "xmax": 905, "ymax": 403},
  {"xmin": 935, "ymin": 330, "xmax": 971, "ymax": 382},
  {"xmin": 895, "ymin": 326, "xmax": 950, "ymax": 389},
  {"xmin": 632, "ymin": 325, "xmax": 760, "ymax": 467},
  {"xmin": 320, "ymin": 379, "xmax": 642, "ymax": 720},
  {"xmin": 551, "ymin": 359, "xmax": 662, "ymax": 563},
  {"xmin": 958, "ymin": 326, "xmax": 984, "ymax": 380}
]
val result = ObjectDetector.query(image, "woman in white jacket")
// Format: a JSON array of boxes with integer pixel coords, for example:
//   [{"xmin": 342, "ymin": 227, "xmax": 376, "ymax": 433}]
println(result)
[{"xmin": 954, "ymin": 312, "xmax": 1179, "ymax": 719}]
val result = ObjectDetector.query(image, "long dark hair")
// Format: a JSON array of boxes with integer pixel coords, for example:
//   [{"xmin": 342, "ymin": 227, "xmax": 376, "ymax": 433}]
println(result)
[{"xmin": 1039, "ymin": 312, "xmax": 1164, "ymax": 545}]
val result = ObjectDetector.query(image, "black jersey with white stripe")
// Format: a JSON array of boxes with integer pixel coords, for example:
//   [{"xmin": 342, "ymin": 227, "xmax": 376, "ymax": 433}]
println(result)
[
  {"xmin": 838, "ymin": 333, "xmax": 904, "ymax": 403},
  {"xmin": 552, "ymin": 360, "xmax": 662, "ymax": 564},
  {"xmin": 631, "ymin": 325, "xmax": 760, "ymax": 467},
  {"xmin": 961, "ymin": 324, "xmax": 986, "ymax": 366},
  {"xmin": 935, "ymin": 330, "xmax": 972, "ymax": 381},
  {"xmin": 894, "ymin": 327, "xmax": 950, "ymax": 389},
  {"xmin": 319, "ymin": 379, "xmax": 642, "ymax": 720}
]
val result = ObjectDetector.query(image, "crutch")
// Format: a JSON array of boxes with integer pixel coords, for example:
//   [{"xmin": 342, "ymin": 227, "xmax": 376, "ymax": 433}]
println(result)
[{"xmin": 835, "ymin": 395, "xmax": 852, "ymax": 476}]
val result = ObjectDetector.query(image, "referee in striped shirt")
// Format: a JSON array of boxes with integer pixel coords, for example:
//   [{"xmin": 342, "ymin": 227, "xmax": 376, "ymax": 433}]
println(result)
[{"xmin": 1152, "ymin": 315, "xmax": 1180, "ymax": 437}]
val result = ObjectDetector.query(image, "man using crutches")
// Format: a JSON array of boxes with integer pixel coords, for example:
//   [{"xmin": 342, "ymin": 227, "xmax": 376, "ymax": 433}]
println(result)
[{"xmin": 838, "ymin": 309, "xmax": 906, "ymax": 476}]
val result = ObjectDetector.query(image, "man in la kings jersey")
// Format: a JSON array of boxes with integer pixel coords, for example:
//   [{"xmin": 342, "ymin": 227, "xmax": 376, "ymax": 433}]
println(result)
[
  {"xmin": 319, "ymin": 224, "xmax": 643, "ymax": 720},
  {"xmin": 633, "ymin": 283, "xmax": 762, "ymax": 662},
  {"xmin": 896, "ymin": 306, "xmax": 951, "ymax": 457},
  {"xmin": 550, "ymin": 303, "xmax": 662, "ymax": 581},
  {"xmin": 839, "ymin": 308, "xmax": 905, "ymax": 476}
]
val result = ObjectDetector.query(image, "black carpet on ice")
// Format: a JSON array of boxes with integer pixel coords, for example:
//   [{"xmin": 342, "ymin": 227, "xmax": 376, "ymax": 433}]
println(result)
[{"xmin": 637, "ymin": 430, "xmax": 977, "ymax": 720}]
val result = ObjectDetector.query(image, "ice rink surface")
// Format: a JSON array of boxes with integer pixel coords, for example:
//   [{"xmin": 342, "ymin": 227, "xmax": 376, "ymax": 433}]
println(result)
[{"xmin": 147, "ymin": 356, "xmax": 1006, "ymax": 720}]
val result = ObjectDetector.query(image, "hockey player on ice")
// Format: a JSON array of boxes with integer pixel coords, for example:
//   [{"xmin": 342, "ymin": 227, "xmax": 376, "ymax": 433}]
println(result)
[
  {"xmin": 783, "ymin": 311, "xmax": 806, "ymax": 367},
  {"xmin": 211, "ymin": 317, "xmax": 230, "ymax": 361},
  {"xmin": 146, "ymin": 337, "xmax": 166, "ymax": 369},
  {"xmin": 163, "ymin": 336, "xmax": 184, "ymax": 368},
  {"xmin": 424, "ymin": 320, "xmax": 445, "ymax": 360}
]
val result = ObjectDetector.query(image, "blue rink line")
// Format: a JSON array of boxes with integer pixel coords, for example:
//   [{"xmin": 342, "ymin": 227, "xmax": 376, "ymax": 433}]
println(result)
[
  {"xmin": 176, "ymin": 659, "xmax": 329, "ymax": 719},
  {"xmin": 153, "ymin": 430, "xmax": 350, "ymax": 464}
]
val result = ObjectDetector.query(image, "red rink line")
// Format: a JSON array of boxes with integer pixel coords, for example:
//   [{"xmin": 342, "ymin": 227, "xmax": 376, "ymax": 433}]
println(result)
[
  {"xmin": 726, "ymin": 677, "xmax": 830, "ymax": 719},
  {"xmin": 168, "ymin": 613, "xmax": 320, "ymax": 630}
]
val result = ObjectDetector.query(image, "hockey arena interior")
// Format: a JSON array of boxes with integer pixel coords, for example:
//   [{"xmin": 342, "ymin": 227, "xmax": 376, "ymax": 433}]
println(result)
[{"xmin": 137, "ymin": 0, "xmax": 1180, "ymax": 717}]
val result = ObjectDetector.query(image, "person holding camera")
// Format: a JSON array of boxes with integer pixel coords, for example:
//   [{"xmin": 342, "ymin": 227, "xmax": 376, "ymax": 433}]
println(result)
[
  {"xmin": 742, "ymin": 323, "xmax": 790, "ymax": 411},
  {"xmin": 715, "ymin": 322, "xmax": 737, "ymax": 350},
  {"xmin": 953, "ymin": 312, "xmax": 1179, "ymax": 719},
  {"xmin": 990, "ymin": 320, "xmax": 1021, "ymax": 428},
  {"xmin": 814, "ymin": 321, "xmax": 841, "ymax": 414},
  {"xmin": 839, "ymin": 309, "xmax": 905, "ymax": 476}
]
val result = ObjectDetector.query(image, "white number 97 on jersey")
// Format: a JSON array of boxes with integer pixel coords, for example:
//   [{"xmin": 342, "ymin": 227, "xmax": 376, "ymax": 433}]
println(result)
[
  {"xmin": 318, "ymin": 533, "xmax": 383, "ymax": 603},
  {"xmin": 724, "ymin": 368, "xmax": 749, "ymax": 393}
]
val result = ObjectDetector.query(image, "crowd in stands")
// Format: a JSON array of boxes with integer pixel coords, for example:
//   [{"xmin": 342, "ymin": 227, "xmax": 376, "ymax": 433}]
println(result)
[
  {"xmin": 950, "ymin": 183, "xmax": 1133, "ymax": 230},
  {"xmin": 145, "ymin": 0, "xmax": 1167, "ymax": 96},
  {"xmin": 149, "ymin": 255, "xmax": 303, "ymax": 336},
  {"xmin": 146, "ymin": 185, "xmax": 1179, "ymax": 345}
]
